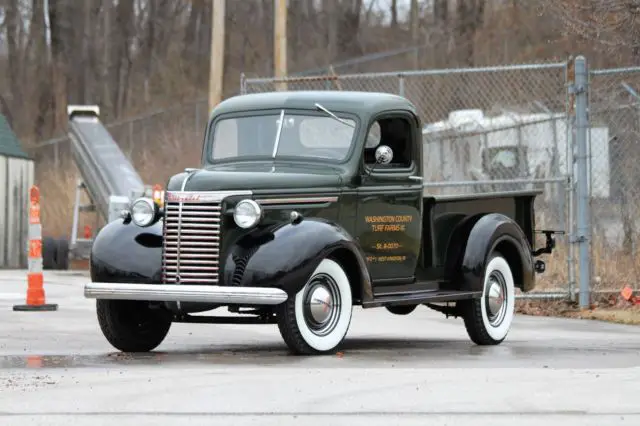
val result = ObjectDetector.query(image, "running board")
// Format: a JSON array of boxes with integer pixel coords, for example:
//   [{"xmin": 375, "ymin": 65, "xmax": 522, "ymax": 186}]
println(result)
[
  {"xmin": 363, "ymin": 290, "xmax": 481, "ymax": 308},
  {"xmin": 84, "ymin": 282, "xmax": 288, "ymax": 305},
  {"xmin": 173, "ymin": 313, "xmax": 277, "ymax": 325}
]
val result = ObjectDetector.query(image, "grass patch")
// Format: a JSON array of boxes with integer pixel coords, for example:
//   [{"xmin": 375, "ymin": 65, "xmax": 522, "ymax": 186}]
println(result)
[
  {"xmin": 567, "ymin": 308, "xmax": 640, "ymax": 326},
  {"xmin": 516, "ymin": 291, "xmax": 640, "ymax": 326}
]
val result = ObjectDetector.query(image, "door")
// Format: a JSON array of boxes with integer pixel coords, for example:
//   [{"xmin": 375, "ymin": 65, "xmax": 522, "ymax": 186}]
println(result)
[{"xmin": 356, "ymin": 113, "xmax": 423, "ymax": 286}]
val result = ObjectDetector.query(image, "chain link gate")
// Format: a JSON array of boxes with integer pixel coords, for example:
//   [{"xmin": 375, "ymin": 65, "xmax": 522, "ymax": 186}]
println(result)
[
  {"xmin": 241, "ymin": 61, "xmax": 576, "ymax": 300},
  {"xmin": 587, "ymin": 65, "xmax": 640, "ymax": 301}
]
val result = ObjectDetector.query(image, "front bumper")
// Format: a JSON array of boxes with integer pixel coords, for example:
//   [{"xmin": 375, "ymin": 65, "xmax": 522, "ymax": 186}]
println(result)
[{"xmin": 84, "ymin": 282, "xmax": 288, "ymax": 305}]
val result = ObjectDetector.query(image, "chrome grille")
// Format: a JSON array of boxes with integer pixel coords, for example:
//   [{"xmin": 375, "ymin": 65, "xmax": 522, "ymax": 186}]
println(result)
[{"xmin": 162, "ymin": 199, "xmax": 222, "ymax": 285}]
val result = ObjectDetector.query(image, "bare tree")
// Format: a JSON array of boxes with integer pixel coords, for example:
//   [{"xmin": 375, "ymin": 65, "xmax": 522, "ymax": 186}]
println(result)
[
  {"xmin": 0, "ymin": 0, "xmax": 623, "ymax": 146},
  {"xmin": 543, "ymin": 0, "xmax": 640, "ymax": 63},
  {"xmin": 5, "ymin": 0, "xmax": 21, "ymax": 125},
  {"xmin": 410, "ymin": 0, "xmax": 419, "ymax": 68},
  {"xmin": 390, "ymin": 0, "xmax": 398, "ymax": 29},
  {"xmin": 455, "ymin": 0, "xmax": 486, "ymax": 66}
]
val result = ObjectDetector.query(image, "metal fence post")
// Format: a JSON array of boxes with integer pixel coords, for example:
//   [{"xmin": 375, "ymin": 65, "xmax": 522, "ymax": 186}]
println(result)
[
  {"xmin": 574, "ymin": 55, "xmax": 591, "ymax": 308},
  {"xmin": 565, "ymin": 57, "xmax": 576, "ymax": 302},
  {"xmin": 398, "ymin": 74, "xmax": 405, "ymax": 97}
]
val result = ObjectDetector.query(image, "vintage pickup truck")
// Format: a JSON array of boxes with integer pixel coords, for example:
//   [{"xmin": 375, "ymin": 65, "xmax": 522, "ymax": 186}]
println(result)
[{"xmin": 84, "ymin": 90, "xmax": 558, "ymax": 355}]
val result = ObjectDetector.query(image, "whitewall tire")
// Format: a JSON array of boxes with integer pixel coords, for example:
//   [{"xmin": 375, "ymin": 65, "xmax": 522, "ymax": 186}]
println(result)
[
  {"xmin": 276, "ymin": 258, "xmax": 353, "ymax": 355},
  {"xmin": 462, "ymin": 254, "xmax": 515, "ymax": 345}
]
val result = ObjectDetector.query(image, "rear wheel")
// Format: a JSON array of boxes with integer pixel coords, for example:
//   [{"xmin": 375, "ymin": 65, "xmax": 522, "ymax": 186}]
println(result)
[
  {"xmin": 96, "ymin": 299, "xmax": 172, "ymax": 352},
  {"xmin": 462, "ymin": 254, "xmax": 515, "ymax": 345},
  {"xmin": 42, "ymin": 237, "xmax": 57, "ymax": 270},
  {"xmin": 276, "ymin": 258, "xmax": 353, "ymax": 355},
  {"xmin": 55, "ymin": 238, "xmax": 69, "ymax": 270}
]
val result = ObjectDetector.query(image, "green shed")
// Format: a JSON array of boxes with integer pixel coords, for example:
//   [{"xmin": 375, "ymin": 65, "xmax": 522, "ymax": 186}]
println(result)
[{"xmin": 0, "ymin": 114, "xmax": 34, "ymax": 268}]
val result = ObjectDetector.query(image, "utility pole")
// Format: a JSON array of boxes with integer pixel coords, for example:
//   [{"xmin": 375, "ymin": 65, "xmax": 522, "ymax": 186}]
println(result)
[
  {"xmin": 274, "ymin": 0, "xmax": 288, "ymax": 91},
  {"xmin": 209, "ymin": 0, "xmax": 225, "ymax": 112}
]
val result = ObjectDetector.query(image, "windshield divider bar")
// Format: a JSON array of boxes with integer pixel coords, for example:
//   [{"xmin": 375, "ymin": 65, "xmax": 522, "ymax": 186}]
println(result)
[{"xmin": 272, "ymin": 109, "xmax": 285, "ymax": 158}]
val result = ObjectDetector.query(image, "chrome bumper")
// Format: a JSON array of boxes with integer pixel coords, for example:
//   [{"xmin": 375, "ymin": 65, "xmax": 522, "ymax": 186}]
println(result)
[{"xmin": 84, "ymin": 282, "xmax": 289, "ymax": 305}]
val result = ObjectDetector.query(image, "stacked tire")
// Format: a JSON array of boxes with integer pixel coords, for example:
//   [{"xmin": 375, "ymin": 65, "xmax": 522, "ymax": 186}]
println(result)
[{"xmin": 42, "ymin": 236, "xmax": 70, "ymax": 270}]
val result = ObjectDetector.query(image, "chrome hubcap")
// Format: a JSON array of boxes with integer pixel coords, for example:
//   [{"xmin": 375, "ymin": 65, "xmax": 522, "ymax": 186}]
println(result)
[
  {"xmin": 486, "ymin": 271, "xmax": 508, "ymax": 326},
  {"xmin": 303, "ymin": 274, "xmax": 341, "ymax": 336},
  {"xmin": 309, "ymin": 286, "xmax": 333, "ymax": 324}
]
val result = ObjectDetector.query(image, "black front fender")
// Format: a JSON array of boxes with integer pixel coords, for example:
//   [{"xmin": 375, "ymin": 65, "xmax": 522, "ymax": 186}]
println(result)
[
  {"xmin": 90, "ymin": 219, "xmax": 163, "ymax": 284},
  {"xmin": 444, "ymin": 213, "xmax": 534, "ymax": 293},
  {"xmin": 224, "ymin": 218, "xmax": 372, "ymax": 302}
]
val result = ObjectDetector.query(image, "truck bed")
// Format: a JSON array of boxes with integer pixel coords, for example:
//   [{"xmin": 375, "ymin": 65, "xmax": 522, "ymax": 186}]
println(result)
[{"xmin": 420, "ymin": 189, "xmax": 540, "ymax": 270}]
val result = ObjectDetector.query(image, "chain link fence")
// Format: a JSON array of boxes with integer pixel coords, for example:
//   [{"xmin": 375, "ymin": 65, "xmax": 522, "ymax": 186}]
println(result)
[{"xmin": 588, "ymin": 66, "xmax": 640, "ymax": 293}]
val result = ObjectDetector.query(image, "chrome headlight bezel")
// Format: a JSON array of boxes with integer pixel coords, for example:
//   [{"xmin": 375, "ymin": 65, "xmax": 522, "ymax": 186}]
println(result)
[
  {"xmin": 130, "ymin": 197, "xmax": 159, "ymax": 227},
  {"xmin": 233, "ymin": 199, "xmax": 263, "ymax": 229}
]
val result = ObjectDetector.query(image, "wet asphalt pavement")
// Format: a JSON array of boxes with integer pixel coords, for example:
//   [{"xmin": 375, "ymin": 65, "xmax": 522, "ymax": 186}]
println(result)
[{"xmin": 0, "ymin": 270, "xmax": 639, "ymax": 426}]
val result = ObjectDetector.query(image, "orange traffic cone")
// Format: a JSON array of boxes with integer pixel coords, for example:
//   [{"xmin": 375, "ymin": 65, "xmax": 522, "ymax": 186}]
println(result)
[{"xmin": 13, "ymin": 185, "xmax": 58, "ymax": 312}]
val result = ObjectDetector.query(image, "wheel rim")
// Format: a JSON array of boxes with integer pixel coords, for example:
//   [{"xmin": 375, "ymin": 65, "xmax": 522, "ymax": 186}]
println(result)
[
  {"xmin": 485, "ymin": 270, "xmax": 508, "ymax": 327},
  {"xmin": 302, "ymin": 273, "xmax": 342, "ymax": 337}
]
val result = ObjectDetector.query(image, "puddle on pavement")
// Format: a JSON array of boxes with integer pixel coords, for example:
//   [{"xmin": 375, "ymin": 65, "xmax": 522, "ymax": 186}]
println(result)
[
  {"xmin": 0, "ymin": 338, "xmax": 474, "ymax": 369},
  {"xmin": 0, "ymin": 347, "xmax": 306, "ymax": 369},
  {"xmin": 2, "ymin": 338, "xmax": 637, "ymax": 370}
]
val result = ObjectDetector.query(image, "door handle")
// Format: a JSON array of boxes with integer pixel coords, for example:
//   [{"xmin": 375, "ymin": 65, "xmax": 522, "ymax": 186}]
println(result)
[{"xmin": 408, "ymin": 176, "xmax": 423, "ymax": 181}]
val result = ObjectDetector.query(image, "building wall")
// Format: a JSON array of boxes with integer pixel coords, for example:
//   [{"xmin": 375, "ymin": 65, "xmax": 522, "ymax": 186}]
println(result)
[{"xmin": 0, "ymin": 156, "xmax": 35, "ymax": 268}]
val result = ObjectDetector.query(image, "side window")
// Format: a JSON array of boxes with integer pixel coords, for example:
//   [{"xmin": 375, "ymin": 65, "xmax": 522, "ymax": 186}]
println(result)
[
  {"xmin": 364, "ymin": 116, "xmax": 413, "ymax": 169},
  {"xmin": 364, "ymin": 121, "xmax": 381, "ymax": 165}
]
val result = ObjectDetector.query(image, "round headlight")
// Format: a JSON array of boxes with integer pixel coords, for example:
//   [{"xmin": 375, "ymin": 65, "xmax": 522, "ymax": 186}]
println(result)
[
  {"xmin": 131, "ymin": 198, "xmax": 157, "ymax": 227},
  {"xmin": 233, "ymin": 199, "xmax": 262, "ymax": 229}
]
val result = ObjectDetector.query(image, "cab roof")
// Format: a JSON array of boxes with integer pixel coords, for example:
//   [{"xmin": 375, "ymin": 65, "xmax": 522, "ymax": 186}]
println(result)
[{"xmin": 210, "ymin": 90, "xmax": 419, "ymax": 119}]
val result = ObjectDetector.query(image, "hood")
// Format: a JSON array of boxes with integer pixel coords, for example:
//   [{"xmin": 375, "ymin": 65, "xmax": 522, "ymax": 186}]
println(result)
[{"xmin": 166, "ymin": 161, "xmax": 344, "ymax": 192}]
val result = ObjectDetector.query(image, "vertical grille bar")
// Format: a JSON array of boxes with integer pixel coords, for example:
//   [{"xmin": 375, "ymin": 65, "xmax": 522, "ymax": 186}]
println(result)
[
  {"xmin": 161, "ymin": 190, "xmax": 252, "ymax": 286},
  {"xmin": 162, "ymin": 201, "xmax": 222, "ymax": 284}
]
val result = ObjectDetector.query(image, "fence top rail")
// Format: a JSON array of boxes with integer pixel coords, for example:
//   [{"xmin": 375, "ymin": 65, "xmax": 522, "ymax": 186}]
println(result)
[
  {"xmin": 244, "ymin": 61, "xmax": 569, "ymax": 84},
  {"xmin": 591, "ymin": 66, "xmax": 640, "ymax": 75}
]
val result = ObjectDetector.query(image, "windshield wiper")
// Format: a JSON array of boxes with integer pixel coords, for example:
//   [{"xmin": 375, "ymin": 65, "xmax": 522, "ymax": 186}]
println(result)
[{"xmin": 315, "ymin": 103, "xmax": 355, "ymax": 128}]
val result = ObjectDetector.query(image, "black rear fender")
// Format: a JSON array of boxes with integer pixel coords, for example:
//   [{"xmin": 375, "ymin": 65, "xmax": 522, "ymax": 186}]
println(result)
[{"xmin": 444, "ymin": 213, "xmax": 534, "ymax": 292}]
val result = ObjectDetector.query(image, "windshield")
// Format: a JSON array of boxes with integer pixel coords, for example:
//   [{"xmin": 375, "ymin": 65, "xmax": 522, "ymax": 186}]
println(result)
[{"xmin": 210, "ymin": 110, "xmax": 356, "ymax": 163}]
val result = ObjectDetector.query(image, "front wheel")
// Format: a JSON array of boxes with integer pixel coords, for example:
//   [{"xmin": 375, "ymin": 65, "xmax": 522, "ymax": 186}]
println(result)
[
  {"xmin": 276, "ymin": 258, "xmax": 353, "ymax": 355},
  {"xmin": 96, "ymin": 299, "xmax": 172, "ymax": 352},
  {"xmin": 461, "ymin": 254, "xmax": 515, "ymax": 345}
]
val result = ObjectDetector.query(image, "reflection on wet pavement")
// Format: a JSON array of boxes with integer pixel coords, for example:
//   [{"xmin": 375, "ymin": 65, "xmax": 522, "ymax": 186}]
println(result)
[{"xmin": 2, "ymin": 336, "xmax": 639, "ymax": 370}]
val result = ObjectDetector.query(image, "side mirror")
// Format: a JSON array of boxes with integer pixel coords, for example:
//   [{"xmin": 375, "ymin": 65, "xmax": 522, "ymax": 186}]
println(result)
[
  {"xmin": 362, "ymin": 145, "xmax": 393, "ymax": 184},
  {"xmin": 375, "ymin": 145, "xmax": 393, "ymax": 165}
]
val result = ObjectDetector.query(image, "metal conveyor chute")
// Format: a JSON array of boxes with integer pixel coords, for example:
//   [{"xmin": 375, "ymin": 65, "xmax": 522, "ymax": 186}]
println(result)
[{"xmin": 66, "ymin": 105, "xmax": 148, "ymax": 259}]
